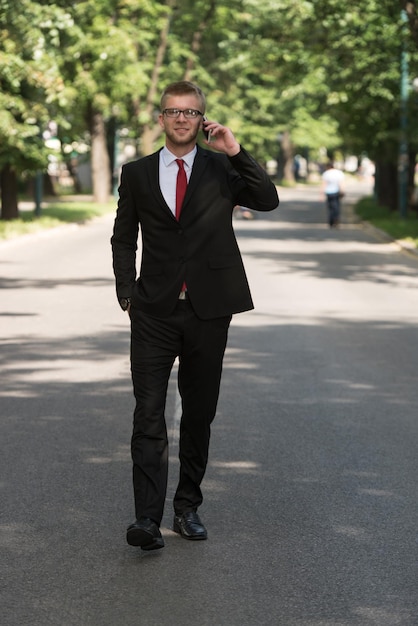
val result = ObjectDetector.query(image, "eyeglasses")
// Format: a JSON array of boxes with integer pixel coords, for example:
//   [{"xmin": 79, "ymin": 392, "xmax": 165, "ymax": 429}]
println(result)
[{"xmin": 162, "ymin": 108, "xmax": 203, "ymax": 119}]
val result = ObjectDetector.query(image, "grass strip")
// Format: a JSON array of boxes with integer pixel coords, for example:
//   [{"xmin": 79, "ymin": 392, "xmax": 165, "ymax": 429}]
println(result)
[
  {"xmin": 0, "ymin": 201, "xmax": 115, "ymax": 240},
  {"xmin": 354, "ymin": 197, "xmax": 418, "ymax": 249}
]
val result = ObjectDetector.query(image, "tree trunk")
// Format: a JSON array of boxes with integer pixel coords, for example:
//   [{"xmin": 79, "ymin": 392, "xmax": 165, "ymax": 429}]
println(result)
[
  {"xmin": 184, "ymin": 0, "xmax": 217, "ymax": 80},
  {"xmin": 374, "ymin": 159, "xmax": 398, "ymax": 211},
  {"xmin": 139, "ymin": 0, "xmax": 216, "ymax": 157},
  {"xmin": 141, "ymin": 126, "xmax": 162, "ymax": 157},
  {"xmin": 139, "ymin": 1, "xmax": 174, "ymax": 156},
  {"xmin": 0, "ymin": 164, "xmax": 19, "ymax": 220},
  {"xmin": 89, "ymin": 109, "xmax": 111, "ymax": 203},
  {"xmin": 277, "ymin": 131, "xmax": 295, "ymax": 184},
  {"xmin": 43, "ymin": 172, "xmax": 56, "ymax": 196}
]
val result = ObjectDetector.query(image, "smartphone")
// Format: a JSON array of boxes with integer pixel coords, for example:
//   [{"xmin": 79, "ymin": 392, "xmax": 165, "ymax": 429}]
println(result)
[{"xmin": 202, "ymin": 116, "xmax": 211, "ymax": 142}]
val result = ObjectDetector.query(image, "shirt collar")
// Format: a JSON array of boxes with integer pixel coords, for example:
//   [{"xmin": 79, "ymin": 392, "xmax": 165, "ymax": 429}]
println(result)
[{"xmin": 161, "ymin": 145, "xmax": 197, "ymax": 169}]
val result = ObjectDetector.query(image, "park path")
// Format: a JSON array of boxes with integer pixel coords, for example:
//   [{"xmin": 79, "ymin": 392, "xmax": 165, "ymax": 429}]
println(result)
[{"xmin": 2, "ymin": 178, "xmax": 418, "ymax": 625}]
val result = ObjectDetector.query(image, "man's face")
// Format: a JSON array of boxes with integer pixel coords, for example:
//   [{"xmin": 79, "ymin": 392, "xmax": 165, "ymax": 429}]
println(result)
[{"xmin": 158, "ymin": 94, "xmax": 203, "ymax": 153}]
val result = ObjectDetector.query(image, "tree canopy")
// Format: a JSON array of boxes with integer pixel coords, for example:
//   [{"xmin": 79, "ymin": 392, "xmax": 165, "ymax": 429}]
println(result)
[{"xmin": 1, "ymin": 0, "xmax": 418, "ymax": 217}]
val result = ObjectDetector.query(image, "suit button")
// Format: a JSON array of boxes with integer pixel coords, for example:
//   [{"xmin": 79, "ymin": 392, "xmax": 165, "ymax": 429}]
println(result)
[{"xmin": 177, "ymin": 229, "xmax": 183, "ymax": 235}]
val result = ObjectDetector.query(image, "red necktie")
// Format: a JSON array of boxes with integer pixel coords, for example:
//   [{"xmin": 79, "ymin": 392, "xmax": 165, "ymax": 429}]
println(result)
[
  {"xmin": 175, "ymin": 159, "xmax": 187, "ymax": 220},
  {"xmin": 175, "ymin": 159, "xmax": 187, "ymax": 293}
]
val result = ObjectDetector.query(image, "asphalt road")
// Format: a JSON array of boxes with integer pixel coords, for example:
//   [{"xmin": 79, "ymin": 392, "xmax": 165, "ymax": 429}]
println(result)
[{"xmin": 2, "ymin": 179, "xmax": 418, "ymax": 626}]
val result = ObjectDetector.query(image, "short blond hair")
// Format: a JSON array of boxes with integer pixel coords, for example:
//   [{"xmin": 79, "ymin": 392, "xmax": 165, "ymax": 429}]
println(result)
[{"xmin": 160, "ymin": 81, "xmax": 206, "ymax": 112}]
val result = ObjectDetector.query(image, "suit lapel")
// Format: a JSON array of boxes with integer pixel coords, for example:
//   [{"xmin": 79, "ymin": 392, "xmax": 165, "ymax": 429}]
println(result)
[{"xmin": 181, "ymin": 146, "xmax": 209, "ymax": 215}]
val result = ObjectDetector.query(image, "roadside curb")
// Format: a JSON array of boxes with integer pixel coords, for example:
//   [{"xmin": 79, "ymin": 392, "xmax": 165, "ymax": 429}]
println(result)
[
  {"xmin": 345, "ymin": 201, "xmax": 418, "ymax": 260},
  {"xmin": 362, "ymin": 221, "xmax": 418, "ymax": 258},
  {"xmin": 360, "ymin": 220, "xmax": 418, "ymax": 259}
]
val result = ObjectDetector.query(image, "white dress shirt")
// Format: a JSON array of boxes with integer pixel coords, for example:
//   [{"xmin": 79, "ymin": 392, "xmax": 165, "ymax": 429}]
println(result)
[
  {"xmin": 322, "ymin": 167, "xmax": 344, "ymax": 195},
  {"xmin": 159, "ymin": 146, "xmax": 197, "ymax": 216}
]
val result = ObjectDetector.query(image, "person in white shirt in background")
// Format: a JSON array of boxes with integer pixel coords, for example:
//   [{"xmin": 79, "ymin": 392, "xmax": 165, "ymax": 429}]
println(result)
[{"xmin": 321, "ymin": 161, "xmax": 345, "ymax": 228}]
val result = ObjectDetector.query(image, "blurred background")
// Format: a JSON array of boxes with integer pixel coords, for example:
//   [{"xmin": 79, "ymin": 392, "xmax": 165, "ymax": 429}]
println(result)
[{"xmin": 1, "ymin": 0, "xmax": 418, "ymax": 222}]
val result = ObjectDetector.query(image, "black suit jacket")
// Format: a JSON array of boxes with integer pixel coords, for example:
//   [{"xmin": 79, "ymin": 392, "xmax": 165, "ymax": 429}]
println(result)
[{"xmin": 111, "ymin": 144, "xmax": 279, "ymax": 319}]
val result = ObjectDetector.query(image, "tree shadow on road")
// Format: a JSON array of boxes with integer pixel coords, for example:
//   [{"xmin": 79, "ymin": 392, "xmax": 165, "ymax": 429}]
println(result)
[
  {"xmin": 2, "ymin": 314, "xmax": 418, "ymax": 625},
  {"xmin": 232, "ymin": 211, "xmax": 418, "ymax": 291}
]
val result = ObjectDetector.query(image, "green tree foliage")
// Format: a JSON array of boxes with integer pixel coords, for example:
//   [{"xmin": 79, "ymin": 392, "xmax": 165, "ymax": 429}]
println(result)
[
  {"xmin": 54, "ymin": 0, "xmax": 161, "ymax": 202},
  {"xmin": 2, "ymin": 0, "xmax": 418, "ymax": 217},
  {"xmin": 303, "ymin": 0, "xmax": 418, "ymax": 209},
  {"xmin": 0, "ymin": 0, "xmax": 71, "ymax": 217}
]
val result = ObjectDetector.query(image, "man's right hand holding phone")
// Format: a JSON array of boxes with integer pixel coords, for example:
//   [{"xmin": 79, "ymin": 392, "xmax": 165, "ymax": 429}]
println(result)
[{"xmin": 202, "ymin": 117, "xmax": 240, "ymax": 157}]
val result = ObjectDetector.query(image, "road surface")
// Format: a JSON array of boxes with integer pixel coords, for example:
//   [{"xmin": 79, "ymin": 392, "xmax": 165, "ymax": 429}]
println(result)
[{"xmin": 2, "ymin": 179, "xmax": 418, "ymax": 625}]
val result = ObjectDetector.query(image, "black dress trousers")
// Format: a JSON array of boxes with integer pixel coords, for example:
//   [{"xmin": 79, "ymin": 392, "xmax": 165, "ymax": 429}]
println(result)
[{"xmin": 129, "ymin": 298, "xmax": 231, "ymax": 524}]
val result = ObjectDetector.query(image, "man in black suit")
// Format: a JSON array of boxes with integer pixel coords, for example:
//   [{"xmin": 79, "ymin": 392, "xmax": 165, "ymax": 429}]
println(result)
[{"xmin": 111, "ymin": 81, "xmax": 279, "ymax": 550}]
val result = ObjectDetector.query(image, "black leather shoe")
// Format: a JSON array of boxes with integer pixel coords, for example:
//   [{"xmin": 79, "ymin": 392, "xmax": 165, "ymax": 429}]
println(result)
[
  {"xmin": 126, "ymin": 517, "xmax": 164, "ymax": 550},
  {"xmin": 173, "ymin": 511, "xmax": 208, "ymax": 540}
]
